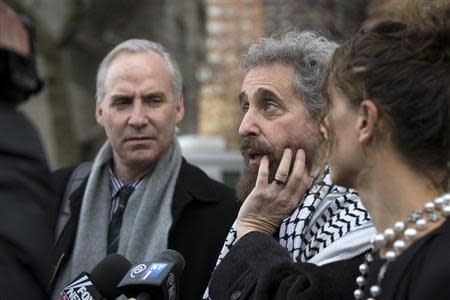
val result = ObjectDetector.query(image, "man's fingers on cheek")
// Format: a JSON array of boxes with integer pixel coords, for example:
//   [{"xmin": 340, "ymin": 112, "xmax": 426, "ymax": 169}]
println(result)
[
  {"xmin": 278, "ymin": 149, "xmax": 292, "ymax": 172},
  {"xmin": 294, "ymin": 150, "xmax": 305, "ymax": 169},
  {"xmin": 256, "ymin": 156, "xmax": 269, "ymax": 186},
  {"xmin": 260, "ymin": 157, "xmax": 270, "ymax": 175},
  {"xmin": 290, "ymin": 171, "xmax": 304, "ymax": 185}
]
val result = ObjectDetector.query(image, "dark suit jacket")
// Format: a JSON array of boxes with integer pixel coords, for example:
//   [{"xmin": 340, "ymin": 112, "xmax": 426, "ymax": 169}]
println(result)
[
  {"xmin": 0, "ymin": 108, "xmax": 57, "ymax": 300},
  {"xmin": 51, "ymin": 158, "xmax": 240, "ymax": 300}
]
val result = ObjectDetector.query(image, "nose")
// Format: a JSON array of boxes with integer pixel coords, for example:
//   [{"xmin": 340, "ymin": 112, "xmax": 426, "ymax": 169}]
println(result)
[
  {"xmin": 239, "ymin": 110, "xmax": 260, "ymax": 138},
  {"xmin": 128, "ymin": 101, "xmax": 148, "ymax": 129}
]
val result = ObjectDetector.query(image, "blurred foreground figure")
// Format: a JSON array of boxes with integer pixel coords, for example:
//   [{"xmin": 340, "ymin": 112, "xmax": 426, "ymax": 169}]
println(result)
[
  {"xmin": 321, "ymin": 1, "xmax": 450, "ymax": 299},
  {"xmin": 0, "ymin": 2, "xmax": 56, "ymax": 299}
]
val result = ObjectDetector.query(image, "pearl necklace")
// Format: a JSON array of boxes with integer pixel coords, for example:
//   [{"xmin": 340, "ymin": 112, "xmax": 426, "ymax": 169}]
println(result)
[{"xmin": 354, "ymin": 193, "xmax": 450, "ymax": 300}]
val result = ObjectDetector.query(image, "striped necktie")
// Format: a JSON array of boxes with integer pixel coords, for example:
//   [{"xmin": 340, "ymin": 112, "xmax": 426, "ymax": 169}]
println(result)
[{"xmin": 107, "ymin": 185, "xmax": 134, "ymax": 254}]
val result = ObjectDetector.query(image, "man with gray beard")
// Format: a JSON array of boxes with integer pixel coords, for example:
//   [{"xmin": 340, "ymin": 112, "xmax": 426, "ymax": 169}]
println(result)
[{"xmin": 203, "ymin": 31, "xmax": 375, "ymax": 299}]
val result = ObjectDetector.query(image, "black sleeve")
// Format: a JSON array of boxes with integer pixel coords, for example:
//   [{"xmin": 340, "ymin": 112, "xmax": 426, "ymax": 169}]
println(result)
[
  {"xmin": 209, "ymin": 232, "xmax": 362, "ymax": 300},
  {"xmin": 0, "ymin": 109, "xmax": 58, "ymax": 299}
]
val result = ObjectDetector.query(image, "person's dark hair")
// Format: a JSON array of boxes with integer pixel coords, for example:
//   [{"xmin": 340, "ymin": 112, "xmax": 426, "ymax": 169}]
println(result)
[{"xmin": 323, "ymin": 4, "xmax": 450, "ymax": 189}]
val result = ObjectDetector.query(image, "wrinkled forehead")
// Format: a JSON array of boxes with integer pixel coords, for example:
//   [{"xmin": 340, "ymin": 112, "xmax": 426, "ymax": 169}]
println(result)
[
  {"xmin": 241, "ymin": 64, "xmax": 295, "ymax": 97},
  {"xmin": 104, "ymin": 51, "xmax": 172, "ymax": 90}
]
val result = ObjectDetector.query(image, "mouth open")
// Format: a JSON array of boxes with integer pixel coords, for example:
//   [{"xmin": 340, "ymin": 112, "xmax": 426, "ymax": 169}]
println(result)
[{"xmin": 246, "ymin": 151, "xmax": 265, "ymax": 166}]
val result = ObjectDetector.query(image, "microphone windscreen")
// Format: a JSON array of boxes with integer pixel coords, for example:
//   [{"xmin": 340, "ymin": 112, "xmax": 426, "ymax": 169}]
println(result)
[
  {"xmin": 158, "ymin": 249, "xmax": 185, "ymax": 274},
  {"xmin": 90, "ymin": 253, "xmax": 133, "ymax": 298}
]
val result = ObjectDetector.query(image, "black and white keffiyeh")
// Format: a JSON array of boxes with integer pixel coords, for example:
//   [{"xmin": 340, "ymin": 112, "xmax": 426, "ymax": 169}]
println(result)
[
  {"xmin": 278, "ymin": 168, "xmax": 372, "ymax": 262},
  {"xmin": 203, "ymin": 168, "xmax": 375, "ymax": 299}
]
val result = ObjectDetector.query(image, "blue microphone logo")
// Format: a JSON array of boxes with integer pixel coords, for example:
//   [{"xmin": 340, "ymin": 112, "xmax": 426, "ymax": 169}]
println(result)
[{"xmin": 141, "ymin": 263, "xmax": 168, "ymax": 280}]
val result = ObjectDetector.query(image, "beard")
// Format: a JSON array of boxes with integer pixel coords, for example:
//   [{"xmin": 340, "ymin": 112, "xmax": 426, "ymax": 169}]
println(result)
[{"xmin": 236, "ymin": 130, "xmax": 324, "ymax": 202}]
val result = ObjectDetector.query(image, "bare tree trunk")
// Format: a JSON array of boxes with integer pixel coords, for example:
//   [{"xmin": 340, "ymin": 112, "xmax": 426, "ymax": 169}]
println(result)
[{"xmin": 41, "ymin": 49, "xmax": 80, "ymax": 167}]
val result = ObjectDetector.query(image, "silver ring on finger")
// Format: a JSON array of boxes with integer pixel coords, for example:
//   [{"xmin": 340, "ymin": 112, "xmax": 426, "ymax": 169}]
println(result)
[{"xmin": 272, "ymin": 177, "xmax": 286, "ymax": 186}]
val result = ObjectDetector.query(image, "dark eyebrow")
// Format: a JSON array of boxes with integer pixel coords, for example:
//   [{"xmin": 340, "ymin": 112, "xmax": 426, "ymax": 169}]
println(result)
[
  {"xmin": 255, "ymin": 88, "xmax": 281, "ymax": 101},
  {"xmin": 142, "ymin": 91, "xmax": 166, "ymax": 99},
  {"xmin": 238, "ymin": 91, "xmax": 247, "ymax": 105},
  {"xmin": 110, "ymin": 94, "xmax": 132, "ymax": 101}
]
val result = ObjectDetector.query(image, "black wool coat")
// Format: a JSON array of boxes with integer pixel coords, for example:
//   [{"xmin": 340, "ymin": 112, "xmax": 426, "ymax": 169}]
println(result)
[
  {"xmin": 51, "ymin": 158, "xmax": 240, "ymax": 300},
  {"xmin": 209, "ymin": 231, "xmax": 366, "ymax": 300}
]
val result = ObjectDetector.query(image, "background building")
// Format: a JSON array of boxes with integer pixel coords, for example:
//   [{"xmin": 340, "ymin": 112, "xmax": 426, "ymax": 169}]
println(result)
[{"xmin": 198, "ymin": 0, "xmax": 262, "ymax": 150}]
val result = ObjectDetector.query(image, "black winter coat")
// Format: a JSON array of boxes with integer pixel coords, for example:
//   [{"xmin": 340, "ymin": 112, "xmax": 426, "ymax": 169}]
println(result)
[
  {"xmin": 209, "ymin": 231, "xmax": 365, "ymax": 300},
  {"xmin": 51, "ymin": 159, "xmax": 240, "ymax": 300}
]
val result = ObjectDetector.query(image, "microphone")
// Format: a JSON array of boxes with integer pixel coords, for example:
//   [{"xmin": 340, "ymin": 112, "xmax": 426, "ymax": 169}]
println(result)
[
  {"xmin": 60, "ymin": 253, "xmax": 132, "ymax": 300},
  {"xmin": 118, "ymin": 249, "xmax": 185, "ymax": 300}
]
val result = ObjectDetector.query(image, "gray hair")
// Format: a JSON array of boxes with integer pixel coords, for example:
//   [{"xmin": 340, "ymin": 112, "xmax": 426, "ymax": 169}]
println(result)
[
  {"xmin": 241, "ymin": 30, "xmax": 338, "ymax": 115},
  {"xmin": 96, "ymin": 39, "xmax": 183, "ymax": 103}
]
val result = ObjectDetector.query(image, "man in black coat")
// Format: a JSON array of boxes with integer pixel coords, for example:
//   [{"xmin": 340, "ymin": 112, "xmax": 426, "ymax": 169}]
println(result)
[
  {"xmin": 50, "ymin": 39, "xmax": 240, "ymax": 300},
  {"xmin": 0, "ymin": 3, "xmax": 56, "ymax": 299}
]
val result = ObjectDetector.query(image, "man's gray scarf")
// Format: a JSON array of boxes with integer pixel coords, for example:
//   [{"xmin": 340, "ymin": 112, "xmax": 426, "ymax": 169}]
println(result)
[
  {"xmin": 203, "ymin": 168, "xmax": 375, "ymax": 299},
  {"xmin": 52, "ymin": 140, "xmax": 182, "ymax": 299}
]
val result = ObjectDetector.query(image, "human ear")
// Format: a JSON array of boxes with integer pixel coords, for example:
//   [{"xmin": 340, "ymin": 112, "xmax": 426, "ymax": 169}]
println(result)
[
  {"xmin": 358, "ymin": 99, "xmax": 379, "ymax": 143},
  {"xmin": 175, "ymin": 95, "xmax": 185, "ymax": 124},
  {"xmin": 95, "ymin": 102, "xmax": 104, "ymax": 126},
  {"xmin": 319, "ymin": 119, "xmax": 329, "ymax": 141}
]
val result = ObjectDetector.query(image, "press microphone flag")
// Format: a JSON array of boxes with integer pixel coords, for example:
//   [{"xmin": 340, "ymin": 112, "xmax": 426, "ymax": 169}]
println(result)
[
  {"xmin": 118, "ymin": 249, "xmax": 185, "ymax": 300},
  {"xmin": 60, "ymin": 253, "xmax": 132, "ymax": 300},
  {"xmin": 60, "ymin": 272, "xmax": 101, "ymax": 300}
]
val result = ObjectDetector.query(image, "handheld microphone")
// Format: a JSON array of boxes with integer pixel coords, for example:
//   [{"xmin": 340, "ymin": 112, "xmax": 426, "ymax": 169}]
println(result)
[
  {"xmin": 118, "ymin": 249, "xmax": 185, "ymax": 300},
  {"xmin": 60, "ymin": 253, "xmax": 132, "ymax": 300}
]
